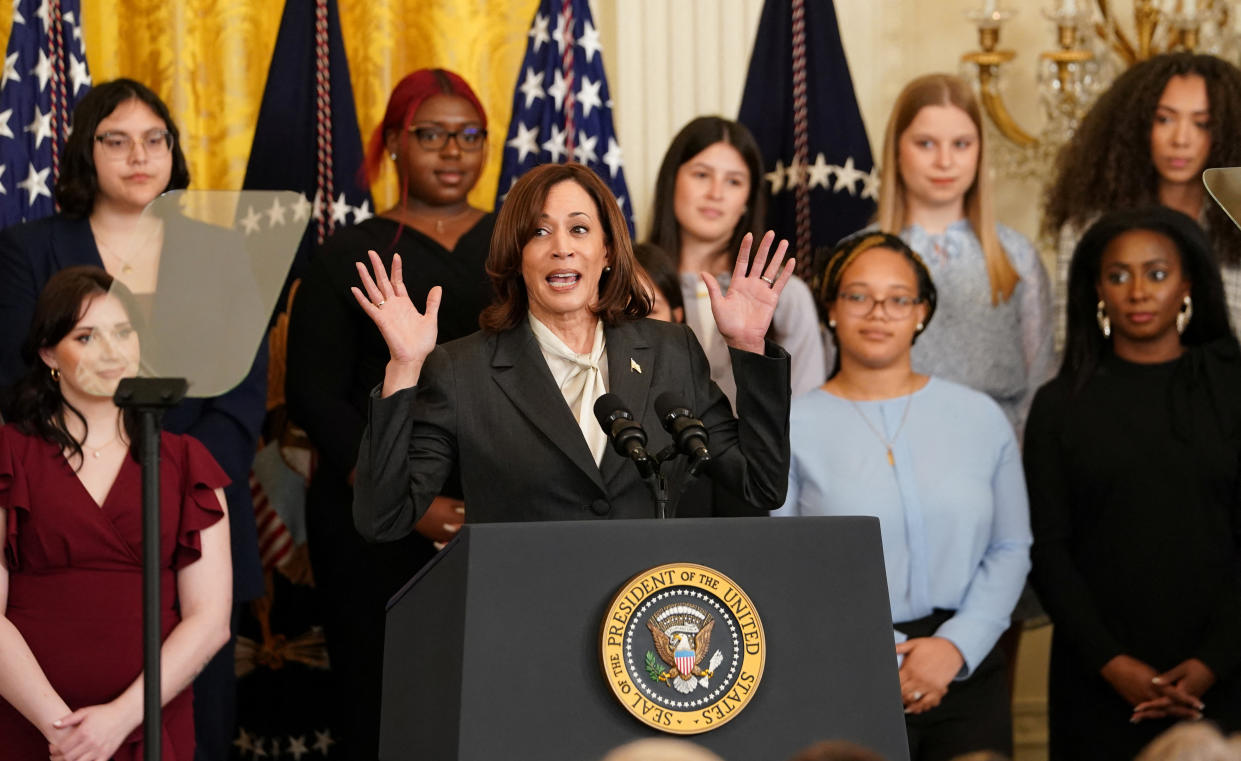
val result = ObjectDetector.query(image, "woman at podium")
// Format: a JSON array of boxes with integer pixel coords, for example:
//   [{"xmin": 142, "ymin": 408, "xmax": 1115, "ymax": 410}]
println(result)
[
  {"xmin": 350, "ymin": 162, "xmax": 793, "ymax": 532},
  {"xmin": 776, "ymin": 232, "xmax": 1031, "ymax": 760}
]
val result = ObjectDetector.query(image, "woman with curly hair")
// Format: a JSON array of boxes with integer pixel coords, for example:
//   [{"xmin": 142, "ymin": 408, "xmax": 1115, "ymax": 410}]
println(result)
[{"xmin": 1044, "ymin": 52, "xmax": 1241, "ymax": 348}]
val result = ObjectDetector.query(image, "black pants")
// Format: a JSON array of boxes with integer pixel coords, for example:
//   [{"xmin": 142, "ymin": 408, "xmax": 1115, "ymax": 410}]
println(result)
[{"xmin": 897, "ymin": 610, "xmax": 1013, "ymax": 761}]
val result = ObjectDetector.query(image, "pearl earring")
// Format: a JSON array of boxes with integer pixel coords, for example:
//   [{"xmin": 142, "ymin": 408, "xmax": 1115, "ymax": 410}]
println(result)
[
  {"xmin": 390, "ymin": 152, "xmax": 398, "ymax": 161},
  {"xmin": 828, "ymin": 318, "xmax": 837, "ymax": 329}
]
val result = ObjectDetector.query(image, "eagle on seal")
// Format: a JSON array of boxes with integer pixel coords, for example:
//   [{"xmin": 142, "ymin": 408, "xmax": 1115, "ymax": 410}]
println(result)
[{"xmin": 648, "ymin": 613, "xmax": 716, "ymax": 694}]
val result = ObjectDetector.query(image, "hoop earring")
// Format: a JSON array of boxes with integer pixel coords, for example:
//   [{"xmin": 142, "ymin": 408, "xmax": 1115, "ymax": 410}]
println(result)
[
  {"xmin": 1176, "ymin": 295, "xmax": 1193, "ymax": 335},
  {"xmin": 49, "ymin": 367, "xmax": 60, "ymax": 382},
  {"xmin": 1096, "ymin": 300, "xmax": 1111, "ymax": 338}
]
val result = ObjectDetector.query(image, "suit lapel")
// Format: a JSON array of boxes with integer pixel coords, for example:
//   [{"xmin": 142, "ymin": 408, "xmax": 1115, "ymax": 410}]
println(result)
[
  {"xmin": 600, "ymin": 320, "xmax": 654, "ymax": 485},
  {"xmin": 50, "ymin": 216, "xmax": 104, "ymax": 269},
  {"xmin": 490, "ymin": 321, "xmax": 607, "ymax": 494}
]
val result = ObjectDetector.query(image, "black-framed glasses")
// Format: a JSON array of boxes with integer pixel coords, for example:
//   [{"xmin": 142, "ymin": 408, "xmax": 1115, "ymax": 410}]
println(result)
[
  {"xmin": 94, "ymin": 129, "xmax": 174, "ymax": 160},
  {"xmin": 835, "ymin": 290, "xmax": 924, "ymax": 319},
  {"xmin": 408, "ymin": 125, "xmax": 487, "ymax": 152}
]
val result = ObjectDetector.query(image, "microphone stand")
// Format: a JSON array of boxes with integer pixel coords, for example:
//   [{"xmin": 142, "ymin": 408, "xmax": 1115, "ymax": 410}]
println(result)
[{"xmin": 114, "ymin": 377, "xmax": 188, "ymax": 761}]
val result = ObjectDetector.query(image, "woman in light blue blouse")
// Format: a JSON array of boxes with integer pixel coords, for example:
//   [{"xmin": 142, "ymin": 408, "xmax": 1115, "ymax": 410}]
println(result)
[
  {"xmin": 869, "ymin": 74, "xmax": 1052, "ymax": 436},
  {"xmin": 778, "ymin": 232, "xmax": 1031, "ymax": 761}
]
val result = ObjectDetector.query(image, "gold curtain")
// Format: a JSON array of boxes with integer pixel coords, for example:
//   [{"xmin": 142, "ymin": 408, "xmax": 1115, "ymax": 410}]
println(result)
[{"xmin": 0, "ymin": 0, "xmax": 538, "ymax": 210}]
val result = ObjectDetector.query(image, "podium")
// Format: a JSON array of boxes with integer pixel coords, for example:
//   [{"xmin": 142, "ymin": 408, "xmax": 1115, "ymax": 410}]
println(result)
[{"xmin": 380, "ymin": 517, "xmax": 909, "ymax": 761}]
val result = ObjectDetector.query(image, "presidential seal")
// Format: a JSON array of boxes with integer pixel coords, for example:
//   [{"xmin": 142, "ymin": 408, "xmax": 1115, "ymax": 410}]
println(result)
[{"xmin": 600, "ymin": 563, "xmax": 765, "ymax": 734}]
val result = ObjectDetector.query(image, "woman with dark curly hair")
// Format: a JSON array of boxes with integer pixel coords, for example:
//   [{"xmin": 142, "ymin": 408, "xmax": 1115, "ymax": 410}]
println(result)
[
  {"xmin": 1025, "ymin": 207, "xmax": 1241, "ymax": 760},
  {"xmin": 1043, "ymin": 52, "xmax": 1241, "ymax": 349}
]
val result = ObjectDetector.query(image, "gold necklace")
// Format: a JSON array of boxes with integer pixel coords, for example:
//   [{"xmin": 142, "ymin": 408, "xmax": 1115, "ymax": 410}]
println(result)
[
  {"xmin": 845, "ymin": 382, "xmax": 916, "ymax": 467},
  {"xmin": 403, "ymin": 205, "xmax": 474, "ymax": 234},
  {"xmin": 84, "ymin": 432, "xmax": 123, "ymax": 459}
]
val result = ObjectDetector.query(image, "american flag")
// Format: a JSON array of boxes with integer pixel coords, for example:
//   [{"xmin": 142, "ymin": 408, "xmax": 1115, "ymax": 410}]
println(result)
[
  {"xmin": 495, "ymin": 0, "xmax": 632, "ymax": 232},
  {"xmin": 0, "ymin": 0, "xmax": 90, "ymax": 227}
]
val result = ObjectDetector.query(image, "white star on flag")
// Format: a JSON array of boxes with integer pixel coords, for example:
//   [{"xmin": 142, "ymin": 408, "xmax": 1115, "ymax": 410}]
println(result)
[
  {"xmin": 0, "ymin": 108, "xmax": 13, "ymax": 139},
  {"xmin": 239, "ymin": 205, "xmax": 262, "ymax": 235},
  {"xmin": 517, "ymin": 67, "xmax": 544, "ymax": 109},
  {"xmin": 832, "ymin": 157, "xmax": 865, "ymax": 195},
  {"xmin": 352, "ymin": 198, "xmax": 373, "ymax": 223},
  {"xmin": 68, "ymin": 54, "xmax": 89, "ymax": 94},
  {"xmin": 290, "ymin": 193, "xmax": 311, "ymax": 222},
  {"xmin": 0, "ymin": 164, "xmax": 8, "ymax": 195},
  {"xmin": 547, "ymin": 68, "xmax": 569, "ymax": 112},
  {"xmin": 11, "ymin": 0, "xmax": 23, "ymax": 26},
  {"xmin": 33, "ymin": 0, "xmax": 49, "ymax": 30},
  {"xmin": 860, "ymin": 167, "xmax": 880, "ymax": 200},
  {"xmin": 287, "ymin": 736, "xmax": 309, "ymax": 761},
  {"xmin": 765, "ymin": 160, "xmax": 785, "ymax": 195},
  {"xmin": 507, "ymin": 122, "xmax": 540, "ymax": 163},
  {"xmin": 24, "ymin": 106, "xmax": 50, "ymax": 149},
  {"xmin": 601, "ymin": 137, "xmax": 623, "ymax": 178},
  {"xmin": 528, "ymin": 13, "xmax": 550, "ymax": 53},
  {"xmin": 330, "ymin": 192, "xmax": 351, "ymax": 225},
  {"xmin": 578, "ymin": 19, "xmax": 602, "ymax": 63},
  {"xmin": 32, "ymin": 48, "xmax": 50, "ymax": 90},
  {"xmin": 2, "ymin": 52, "xmax": 20, "ymax": 88},
  {"xmin": 806, "ymin": 153, "xmax": 832, "ymax": 189},
  {"xmin": 266, "ymin": 195, "xmax": 286, "ymax": 226},
  {"xmin": 784, "ymin": 155, "xmax": 804, "ymax": 190},
  {"xmin": 312, "ymin": 730, "xmax": 335, "ymax": 755},
  {"xmin": 576, "ymin": 75, "xmax": 602, "ymax": 118},
  {"xmin": 572, "ymin": 132, "xmax": 598, "ymax": 164},
  {"xmin": 541, "ymin": 124, "xmax": 567, "ymax": 163},
  {"xmin": 552, "ymin": 10, "xmax": 572, "ymax": 54},
  {"xmin": 16, "ymin": 160, "xmax": 47, "ymax": 203}
]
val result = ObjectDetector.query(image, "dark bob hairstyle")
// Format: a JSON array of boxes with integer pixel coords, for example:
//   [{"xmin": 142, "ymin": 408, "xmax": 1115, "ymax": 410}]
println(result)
[
  {"xmin": 646, "ymin": 116, "xmax": 766, "ymax": 268},
  {"xmin": 480, "ymin": 162, "xmax": 650, "ymax": 332},
  {"xmin": 55, "ymin": 78, "xmax": 191, "ymax": 217},
  {"xmin": 1061, "ymin": 206, "xmax": 1234, "ymax": 392},
  {"xmin": 814, "ymin": 231, "xmax": 938, "ymax": 377},
  {"xmin": 10, "ymin": 266, "xmax": 144, "ymax": 466}
]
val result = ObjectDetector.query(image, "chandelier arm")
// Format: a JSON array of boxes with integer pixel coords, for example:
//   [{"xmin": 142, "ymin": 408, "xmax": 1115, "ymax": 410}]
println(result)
[{"xmin": 977, "ymin": 65, "xmax": 1039, "ymax": 148}]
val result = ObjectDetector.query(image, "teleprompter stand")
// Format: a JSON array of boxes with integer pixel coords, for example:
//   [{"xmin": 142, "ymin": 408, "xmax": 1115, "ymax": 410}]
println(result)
[
  {"xmin": 378, "ymin": 516, "xmax": 910, "ymax": 761},
  {"xmin": 114, "ymin": 377, "xmax": 188, "ymax": 761}
]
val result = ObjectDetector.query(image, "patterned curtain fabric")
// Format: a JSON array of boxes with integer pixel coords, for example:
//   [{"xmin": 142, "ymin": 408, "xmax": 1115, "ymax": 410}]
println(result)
[{"xmin": 0, "ymin": 0, "xmax": 537, "ymax": 210}]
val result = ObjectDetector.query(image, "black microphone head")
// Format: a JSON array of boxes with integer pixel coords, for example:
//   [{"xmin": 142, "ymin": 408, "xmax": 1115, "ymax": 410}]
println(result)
[
  {"xmin": 654, "ymin": 391, "xmax": 692, "ymax": 420},
  {"xmin": 594, "ymin": 393, "xmax": 632, "ymax": 429}
]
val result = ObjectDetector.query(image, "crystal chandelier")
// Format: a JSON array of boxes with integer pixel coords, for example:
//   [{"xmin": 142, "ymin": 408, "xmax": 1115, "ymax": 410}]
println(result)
[{"xmin": 962, "ymin": 0, "xmax": 1239, "ymax": 177}]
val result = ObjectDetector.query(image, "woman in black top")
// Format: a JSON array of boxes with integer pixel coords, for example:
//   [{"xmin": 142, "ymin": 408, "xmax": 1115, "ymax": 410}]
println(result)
[
  {"xmin": 1024, "ymin": 207, "xmax": 1241, "ymax": 760},
  {"xmin": 284, "ymin": 68, "xmax": 494, "ymax": 761}
]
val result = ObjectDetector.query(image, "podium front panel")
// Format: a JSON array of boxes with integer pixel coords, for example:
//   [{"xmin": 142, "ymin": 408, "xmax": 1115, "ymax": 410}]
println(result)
[{"xmin": 382, "ymin": 516, "xmax": 908, "ymax": 761}]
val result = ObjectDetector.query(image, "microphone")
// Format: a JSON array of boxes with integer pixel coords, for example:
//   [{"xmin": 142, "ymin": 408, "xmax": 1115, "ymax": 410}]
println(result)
[
  {"xmin": 653, "ymin": 392, "xmax": 711, "ymax": 475},
  {"xmin": 594, "ymin": 393, "xmax": 654, "ymax": 476}
]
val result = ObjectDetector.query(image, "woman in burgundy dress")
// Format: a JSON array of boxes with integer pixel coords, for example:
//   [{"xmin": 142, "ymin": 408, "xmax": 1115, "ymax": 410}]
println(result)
[{"xmin": 0, "ymin": 267, "xmax": 232, "ymax": 761}]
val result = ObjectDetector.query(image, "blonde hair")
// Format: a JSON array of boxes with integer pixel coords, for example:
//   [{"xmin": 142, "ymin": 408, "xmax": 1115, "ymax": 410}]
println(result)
[
  {"xmin": 1133, "ymin": 723, "xmax": 1241, "ymax": 761},
  {"xmin": 599, "ymin": 739, "xmax": 727, "ymax": 761},
  {"xmin": 877, "ymin": 73, "xmax": 1019, "ymax": 305}
]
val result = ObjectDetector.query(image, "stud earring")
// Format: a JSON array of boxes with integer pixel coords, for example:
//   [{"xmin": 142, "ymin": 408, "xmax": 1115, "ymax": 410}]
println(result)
[
  {"xmin": 915, "ymin": 322, "xmax": 924, "ymax": 333},
  {"xmin": 1096, "ymin": 300, "xmax": 1111, "ymax": 338},
  {"xmin": 828, "ymin": 318, "xmax": 837, "ymax": 329},
  {"xmin": 390, "ymin": 152, "xmax": 398, "ymax": 161}
]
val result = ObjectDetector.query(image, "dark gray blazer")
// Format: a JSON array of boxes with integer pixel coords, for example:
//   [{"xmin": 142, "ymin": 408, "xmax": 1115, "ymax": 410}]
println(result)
[{"xmin": 353, "ymin": 317, "xmax": 791, "ymax": 538}]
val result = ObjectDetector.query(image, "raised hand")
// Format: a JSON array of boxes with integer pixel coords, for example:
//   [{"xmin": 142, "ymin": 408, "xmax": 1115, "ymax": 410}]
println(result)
[
  {"xmin": 350, "ymin": 250, "xmax": 441, "ymax": 395},
  {"xmin": 701, "ymin": 231, "xmax": 795, "ymax": 355}
]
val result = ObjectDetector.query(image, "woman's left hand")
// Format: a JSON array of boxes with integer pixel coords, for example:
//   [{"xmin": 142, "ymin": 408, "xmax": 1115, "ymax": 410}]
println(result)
[
  {"xmin": 702, "ymin": 231, "xmax": 795, "ymax": 354},
  {"xmin": 49, "ymin": 699, "xmax": 140, "ymax": 761},
  {"xmin": 1131, "ymin": 658, "xmax": 1214, "ymax": 723},
  {"xmin": 895, "ymin": 636, "xmax": 965, "ymax": 715}
]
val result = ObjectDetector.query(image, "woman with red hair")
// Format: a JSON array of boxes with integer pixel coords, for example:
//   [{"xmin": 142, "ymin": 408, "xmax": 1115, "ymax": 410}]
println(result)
[{"xmin": 285, "ymin": 68, "xmax": 493, "ymax": 761}]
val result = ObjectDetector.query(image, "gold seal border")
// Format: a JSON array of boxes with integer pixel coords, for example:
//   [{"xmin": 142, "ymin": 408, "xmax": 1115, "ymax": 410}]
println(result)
[{"xmin": 599, "ymin": 562, "xmax": 766, "ymax": 735}]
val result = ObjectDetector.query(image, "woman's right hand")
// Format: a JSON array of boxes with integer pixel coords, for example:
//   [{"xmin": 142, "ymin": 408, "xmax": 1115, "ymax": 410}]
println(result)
[
  {"xmin": 1099, "ymin": 654, "xmax": 1191, "ymax": 714},
  {"xmin": 351, "ymin": 250, "xmax": 441, "ymax": 393}
]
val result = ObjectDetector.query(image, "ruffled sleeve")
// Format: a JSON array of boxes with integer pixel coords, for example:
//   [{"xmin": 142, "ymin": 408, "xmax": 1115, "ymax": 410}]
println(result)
[
  {"xmin": 171, "ymin": 434, "xmax": 230, "ymax": 571},
  {"xmin": 0, "ymin": 426, "xmax": 31, "ymax": 571}
]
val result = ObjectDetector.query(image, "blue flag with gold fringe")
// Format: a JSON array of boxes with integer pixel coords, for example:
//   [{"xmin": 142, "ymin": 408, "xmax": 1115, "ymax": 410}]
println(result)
[{"xmin": 738, "ymin": 0, "xmax": 876, "ymax": 277}]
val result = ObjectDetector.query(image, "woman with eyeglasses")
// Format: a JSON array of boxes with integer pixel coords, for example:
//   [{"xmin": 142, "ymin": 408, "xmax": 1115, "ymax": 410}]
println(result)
[
  {"xmin": 0, "ymin": 78, "xmax": 266, "ymax": 761},
  {"xmin": 775, "ymin": 232, "xmax": 1031, "ymax": 760},
  {"xmin": 284, "ymin": 68, "xmax": 494, "ymax": 761}
]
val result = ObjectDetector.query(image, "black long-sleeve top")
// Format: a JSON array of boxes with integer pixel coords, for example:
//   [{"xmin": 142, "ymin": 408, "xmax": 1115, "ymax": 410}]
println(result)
[{"xmin": 1024, "ymin": 341, "xmax": 1241, "ymax": 681}]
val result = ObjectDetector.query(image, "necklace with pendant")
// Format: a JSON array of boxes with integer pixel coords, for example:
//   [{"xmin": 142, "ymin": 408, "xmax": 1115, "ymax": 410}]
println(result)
[
  {"xmin": 405, "ymin": 205, "xmax": 474, "ymax": 234},
  {"xmin": 846, "ymin": 382, "xmax": 916, "ymax": 467},
  {"xmin": 84, "ymin": 433, "xmax": 123, "ymax": 459}
]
